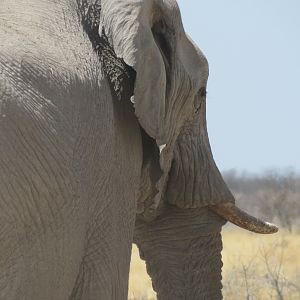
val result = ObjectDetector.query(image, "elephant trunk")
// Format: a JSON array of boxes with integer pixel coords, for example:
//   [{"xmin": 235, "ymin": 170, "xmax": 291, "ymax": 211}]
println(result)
[{"xmin": 134, "ymin": 206, "xmax": 225, "ymax": 300}]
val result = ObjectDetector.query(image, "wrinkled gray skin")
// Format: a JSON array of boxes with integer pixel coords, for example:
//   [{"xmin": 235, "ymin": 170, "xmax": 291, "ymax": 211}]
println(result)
[{"xmin": 0, "ymin": 0, "xmax": 235, "ymax": 299}]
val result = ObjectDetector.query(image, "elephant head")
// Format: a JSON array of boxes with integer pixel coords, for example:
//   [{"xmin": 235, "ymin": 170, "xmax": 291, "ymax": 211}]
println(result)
[
  {"xmin": 100, "ymin": 0, "xmax": 277, "ymax": 232},
  {"xmin": 99, "ymin": 0, "xmax": 278, "ymax": 298}
]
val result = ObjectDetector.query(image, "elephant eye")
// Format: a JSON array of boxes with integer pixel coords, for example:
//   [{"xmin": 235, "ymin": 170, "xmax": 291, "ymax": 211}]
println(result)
[
  {"xmin": 194, "ymin": 87, "xmax": 207, "ymax": 113},
  {"xmin": 200, "ymin": 87, "xmax": 207, "ymax": 98}
]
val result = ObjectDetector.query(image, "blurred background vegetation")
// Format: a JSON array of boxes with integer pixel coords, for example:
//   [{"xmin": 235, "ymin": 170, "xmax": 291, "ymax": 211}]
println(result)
[{"xmin": 129, "ymin": 170, "xmax": 300, "ymax": 300}]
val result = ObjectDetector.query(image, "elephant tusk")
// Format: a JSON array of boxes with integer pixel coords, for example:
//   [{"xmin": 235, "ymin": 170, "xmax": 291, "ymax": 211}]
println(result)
[{"xmin": 210, "ymin": 202, "xmax": 279, "ymax": 234}]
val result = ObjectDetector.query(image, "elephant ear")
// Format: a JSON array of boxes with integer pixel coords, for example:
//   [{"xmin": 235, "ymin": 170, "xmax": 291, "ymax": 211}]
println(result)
[{"xmin": 100, "ymin": 0, "xmax": 166, "ymax": 142}]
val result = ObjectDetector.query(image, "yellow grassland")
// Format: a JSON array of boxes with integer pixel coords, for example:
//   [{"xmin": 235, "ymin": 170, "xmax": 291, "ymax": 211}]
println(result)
[{"xmin": 129, "ymin": 228, "xmax": 300, "ymax": 300}]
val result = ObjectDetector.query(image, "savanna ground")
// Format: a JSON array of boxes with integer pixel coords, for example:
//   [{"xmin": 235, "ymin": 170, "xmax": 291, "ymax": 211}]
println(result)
[{"xmin": 129, "ymin": 228, "xmax": 300, "ymax": 300}]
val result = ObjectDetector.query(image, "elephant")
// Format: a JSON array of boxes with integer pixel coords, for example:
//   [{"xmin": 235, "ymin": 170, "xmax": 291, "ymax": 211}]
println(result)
[{"xmin": 0, "ymin": 0, "xmax": 278, "ymax": 299}]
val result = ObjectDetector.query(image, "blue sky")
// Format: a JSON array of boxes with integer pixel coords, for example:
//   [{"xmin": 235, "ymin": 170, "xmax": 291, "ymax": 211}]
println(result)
[{"xmin": 177, "ymin": 0, "xmax": 300, "ymax": 174}]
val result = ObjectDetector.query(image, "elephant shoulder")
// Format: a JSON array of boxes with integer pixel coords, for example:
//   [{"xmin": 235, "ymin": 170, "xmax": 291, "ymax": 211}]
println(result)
[
  {"xmin": 0, "ymin": 28, "xmax": 103, "ymax": 92},
  {"xmin": 0, "ymin": 32, "xmax": 109, "ymax": 131}
]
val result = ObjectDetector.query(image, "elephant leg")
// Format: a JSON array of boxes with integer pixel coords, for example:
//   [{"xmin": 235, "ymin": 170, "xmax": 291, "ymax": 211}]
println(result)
[
  {"xmin": 69, "ymin": 193, "xmax": 136, "ymax": 300},
  {"xmin": 68, "ymin": 88, "xmax": 142, "ymax": 300},
  {"xmin": 134, "ymin": 206, "xmax": 225, "ymax": 300},
  {"xmin": 0, "ymin": 108, "xmax": 87, "ymax": 299},
  {"xmin": 0, "ymin": 218, "xmax": 86, "ymax": 300}
]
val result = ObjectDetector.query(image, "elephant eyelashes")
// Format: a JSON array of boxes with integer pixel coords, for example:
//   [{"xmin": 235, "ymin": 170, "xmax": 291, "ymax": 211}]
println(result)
[
  {"xmin": 200, "ymin": 87, "xmax": 207, "ymax": 98},
  {"xmin": 194, "ymin": 87, "xmax": 207, "ymax": 113},
  {"xmin": 151, "ymin": 20, "xmax": 172, "ymax": 70}
]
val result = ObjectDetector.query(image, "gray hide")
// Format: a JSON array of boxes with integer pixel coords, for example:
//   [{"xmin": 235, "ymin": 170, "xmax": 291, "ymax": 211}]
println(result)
[{"xmin": 0, "ymin": 1, "xmax": 266, "ymax": 300}]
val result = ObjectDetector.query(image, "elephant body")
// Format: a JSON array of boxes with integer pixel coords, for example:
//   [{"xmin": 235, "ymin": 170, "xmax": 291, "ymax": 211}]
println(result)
[
  {"xmin": 1, "ymin": 2, "xmax": 142, "ymax": 298},
  {"xmin": 0, "ymin": 0, "xmax": 276, "ymax": 299}
]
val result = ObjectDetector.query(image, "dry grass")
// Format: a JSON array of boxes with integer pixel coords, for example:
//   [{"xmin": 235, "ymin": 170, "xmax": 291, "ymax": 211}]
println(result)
[
  {"xmin": 129, "ymin": 227, "xmax": 300, "ymax": 300},
  {"xmin": 128, "ymin": 246, "xmax": 155, "ymax": 300}
]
